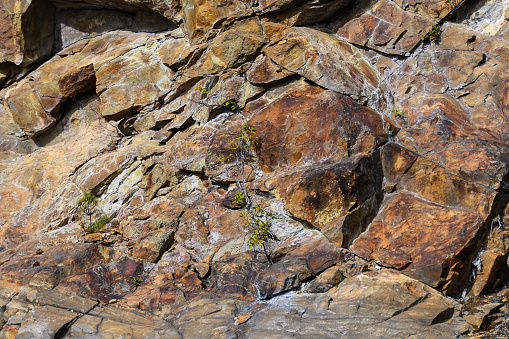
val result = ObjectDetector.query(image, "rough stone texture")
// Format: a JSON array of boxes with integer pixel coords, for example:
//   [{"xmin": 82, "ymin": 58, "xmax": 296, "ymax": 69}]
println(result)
[
  {"xmin": 1, "ymin": 0, "xmax": 509, "ymax": 337},
  {"xmin": 0, "ymin": 0, "xmax": 55, "ymax": 66},
  {"xmin": 244, "ymin": 270, "xmax": 469, "ymax": 339},
  {"xmin": 264, "ymin": 26, "xmax": 381, "ymax": 101},
  {"xmin": 247, "ymin": 79, "xmax": 395, "ymax": 171},
  {"xmin": 258, "ymin": 153, "xmax": 383, "ymax": 247}
]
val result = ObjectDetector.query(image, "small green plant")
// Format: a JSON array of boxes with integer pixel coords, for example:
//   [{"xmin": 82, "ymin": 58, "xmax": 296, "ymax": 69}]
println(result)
[
  {"xmin": 198, "ymin": 86, "xmax": 210, "ymax": 95},
  {"xmin": 224, "ymin": 99, "xmax": 238, "ymax": 112},
  {"xmin": 391, "ymin": 108, "xmax": 404, "ymax": 116},
  {"xmin": 130, "ymin": 276, "xmax": 141, "ymax": 287},
  {"xmin": 424, "ymin": 24, "xmax": 440, "ymax": 42},
  {"xmin": 216, "ymin": 154, "xmax": 232, "ymax": 162},
  {"xmin": 77, "ymin": 191, "xmax": 99, "ymax": 228},
  {"xmin": 194, "ymin": 88, "xmax": 278, "ymax": 264},
  {"xmin": 86, "ymin": 215, "xmax": 111, "ymax": 234},
  {"xmin": 228, "ymin": 124, "xmax": 258, "ymax": 151},
  {"xmin": 77, "ymin": 191, "xmax": 111, "ymax": 233},
  {"xmin": 243, "ymin": 204, "xmax": 277, "ymax": 264},
  {"xmin": 233, "ymin": 191, "xmax": 246, "ymax": 206}
]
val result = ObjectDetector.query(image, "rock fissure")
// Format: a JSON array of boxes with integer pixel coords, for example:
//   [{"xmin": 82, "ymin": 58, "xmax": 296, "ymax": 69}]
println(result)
[{"xmin": 53, "ymin": 300, "xmax": 100, "ymax": 339}]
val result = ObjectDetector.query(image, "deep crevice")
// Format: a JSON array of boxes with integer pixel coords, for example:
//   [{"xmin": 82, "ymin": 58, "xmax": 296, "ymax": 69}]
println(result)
[
  {"xmin": 53, "ymin": 300, "xmax": 100, "ymax": 339},
  {"xmin": 444, "ymin": 0, "xmax": 490, "ymax": 23}
]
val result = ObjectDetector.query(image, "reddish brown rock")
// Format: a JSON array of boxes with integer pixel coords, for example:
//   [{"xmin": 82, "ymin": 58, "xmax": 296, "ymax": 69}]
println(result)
[
  {"xmin": 236, "ymin": 312, "xmax": 251, "ymax": 325},
  {"xmin": 246, "ymin": 54, "xmax": 292, "ymax": 85},
  {"xmin": 3, "ymin": 80, "xmax": 56, "ymax": 136},
  {"xmin": 133, "ymin": 228, "xmax": 176, "ymax": 263},
  {"xmin": 470, "ymin": 224, "xmax": 509, "ymax": 296},
  {"xmin": 0, "ymin": 0, "xmax": 508, "ymax": 337},
  {"xmin": 59, "ymin": 256, "xmax": 145, "ymax": 303},
  {"xmin": 255, "ymin": 231, "xmax": 342, "ymax": 299},
  {"xmin": 181, "ymin": 271, "xmax": 201, "ymax": 287},
  {"xmin": 0, "ymin": 0, "xmax": 55, "ymax": 66},
  {"xmin": 334, "ymin": 0, "xmax": 449, "ymax": 55},
  {"xmin": 261, "ymin": 153, "xmax": 383, "ymax": 247},
  {"xmin": 391, "ymin": 91, "xmax": 509, "ymax": 188},
  {"xmin": 351, "ymin": 191, "xmax": 491, "ymax": 295},
  {"xmin": 187, "ymin": 17, "xmax": 266, "ymax": 76},
  {"xmin": 181, "ymin": 0, "xmax": 260, "ymax": 42},
  {"xmin": 212, "ymin": 251, "xmax": 265, "ymax": 300},
  {"xmin": 174, "ymin": 189, "xmax": 248, "ymax": 260},
  {"xmin": 0, "ymin": 243, "xmax": 108, "ymax": 289},
  {"xmin": 247, "ymin": 80, "xmax": 395, "ymax": 172},
  {"xmin": 58, "ymin": 63, "xmax": 96, "ymax": 98}
]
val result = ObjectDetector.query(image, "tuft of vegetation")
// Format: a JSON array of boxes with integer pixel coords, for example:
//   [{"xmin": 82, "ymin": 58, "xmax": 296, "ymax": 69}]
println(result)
[
  {"xmin": 233, "ymin": 191, "xmax": 246, "ymax": 206},
  {"xmin": 198, "ymin": 86, "xmax": 210, "ymax": 95},
  {"xmin": 244, "ymin": 204, "xmax": 277, "ymax": 264},
  {"xmin": 86, "ymin": 215, "xmax": 111, "ymax": 234},
  {"xmin": 225, "ymin": 99, "xmax": 239, "ymax": 112},
  {"xmin": 423, "ymin": 24, "xmax": 440, "ymax": 42},
  {"xmin": 77, "ymin": 191, "xmax": 111, "ymax": 234},
  {"xmin": 130, "ymin": 276, "xmax": 141, "ymax": 287},
  {"xmin": 195, "ymin": 87, "xmax": 278, "ymax": 264},
  {"xmin": 77, "ymin": 191, "xmax": 99, "ymax": 228},
  {"xmin": 391, "ymin": 108, "xmax": 404, "ymax": 116},
  {"xmin": 223, "ymin": 122, "xmax": 276, "ymax": 264}
]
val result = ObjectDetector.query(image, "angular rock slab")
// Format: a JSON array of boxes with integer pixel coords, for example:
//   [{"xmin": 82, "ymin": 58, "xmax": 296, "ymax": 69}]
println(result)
[
  {"xmin": 244, "ymin": 270, "xmax": 468, "ymax": 338},
  {"xmin": 351, "ymin": 191, "xmax": 492, "ymax": 295},
  {"xmin": 264, "ymin": 26, "xmax": 381, "ymax": 100},
  {"xmin": 181, "ymin": 0, "xmax": 256, "ymax": 42},
  {"xmin": 259, "ymin": 153, "xmax": 383, "ymax": 247},
  {"xmin": 3, "ymin": 30, "xmax": 159, "ymax": 136},
  {"xmin": 3, "ymin": 79, "xmax": 56, "ymax": 136},
  {"xmin": 247, "ymin": 79, "xmax": 395, "ymax": 172},
  {"xmin": 255, "ymin": 231, "xmax": 343, "ymax": 299},
  {"xmin": 385, "ymin": 24, "xmax": 509, "ymax": 189},
  {"xmin": 334, "ymin": 0, "xmax": 462, "ymax": 56},
  {"xmin": 350, "ymin": 143, "xmax": 501, "ymax": 295},
  {"xmin": 0, "ymin": 0, "xmax": 55, "ymax": 65}
]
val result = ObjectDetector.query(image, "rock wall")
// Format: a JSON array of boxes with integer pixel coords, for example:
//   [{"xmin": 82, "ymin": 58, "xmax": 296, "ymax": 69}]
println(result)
[{"xmin": 1, "ymin": 0, "xmax": 509, "ymax": 337}]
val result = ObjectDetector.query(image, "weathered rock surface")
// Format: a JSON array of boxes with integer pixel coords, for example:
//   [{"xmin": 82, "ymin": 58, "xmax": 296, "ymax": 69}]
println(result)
[
  {"xmin": 2, "ymin": 0, "xmax": 509, "ymax": 337},
  {"xmin": 244, "ymin": 270, "xmax": 469, "ymax": 338}
]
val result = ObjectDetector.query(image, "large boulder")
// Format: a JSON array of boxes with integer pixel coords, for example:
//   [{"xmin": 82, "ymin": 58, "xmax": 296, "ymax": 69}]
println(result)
[{"xmin": 351, "ymin": 143, "xmax": 498, "ymax": 295}]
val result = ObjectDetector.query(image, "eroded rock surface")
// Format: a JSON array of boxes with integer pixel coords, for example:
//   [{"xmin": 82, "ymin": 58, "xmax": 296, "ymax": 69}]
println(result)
[{"xmin": 1, "ymin": 0, "xmax": 509, "ymax": 337}]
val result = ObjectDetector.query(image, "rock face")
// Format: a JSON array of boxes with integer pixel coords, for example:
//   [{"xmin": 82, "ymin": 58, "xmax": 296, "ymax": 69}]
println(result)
[{"xmin": 1, "ymin": 0, "xmax": 509, "ymax": 337}]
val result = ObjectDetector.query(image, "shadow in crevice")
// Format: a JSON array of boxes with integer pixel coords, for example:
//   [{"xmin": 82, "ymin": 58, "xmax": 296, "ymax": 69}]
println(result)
[
  {"xmin": 445, "ymin": 0, "xmax": 493, "ymax": 23},
  {"xmin": 53, "ymin": 7, "xmax": 177, "ymax": 52},
  {"xmin": 328, "ymin": 0, "xmax": 377, "ymax": 32}
]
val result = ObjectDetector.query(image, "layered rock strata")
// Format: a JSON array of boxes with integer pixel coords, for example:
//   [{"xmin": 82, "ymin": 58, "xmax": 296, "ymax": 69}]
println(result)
[{"xmin": 1, "ymin": 0, "xmax": 509, "ymax": 337}]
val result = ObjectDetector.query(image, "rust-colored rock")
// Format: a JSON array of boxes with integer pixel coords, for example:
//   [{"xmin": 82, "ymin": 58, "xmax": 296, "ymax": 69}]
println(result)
[
  {"xmin": 334, "ymin": 0, "xmax": 458, "ymax": 55},
  {"xmin": 0, "ymin": 0, "xmax": 508, "ymax": 337},
  {"xmin": 247, "ymin": 80, "xmax": 394, "ymax": 172},
  {"xmin": 0, "ymin": 0, "xmax": 55, "ymax": 66},
  {"xmin": 58, "ymin": 63, "xmax": 96, "ymax": 98},
  {"xmin": 133, "ymin": 228, "xmax": 176, "ymax": 263},
  {"xmin": 262, "ymin": 153, "xmax": 383, "ymax": 247},
  {"xmin": 3, "ymin": 80, "xmax": 55, "ymax": 136},
  {"xmin": 351, "ymin": 191, "xmax": 491, "ymax": 295},
  {"xmin": 255, "ymin": 231, "xmax": 342, "ymax": 299}
]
